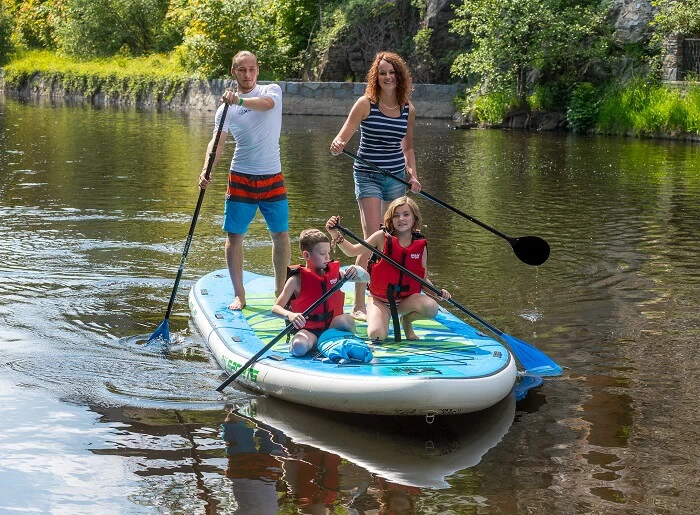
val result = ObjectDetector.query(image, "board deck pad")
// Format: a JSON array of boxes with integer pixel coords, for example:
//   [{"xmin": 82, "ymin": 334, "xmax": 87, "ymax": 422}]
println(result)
[{"xmin": 193, "ymin": 270, "xmax": 511, "ymax": 380}]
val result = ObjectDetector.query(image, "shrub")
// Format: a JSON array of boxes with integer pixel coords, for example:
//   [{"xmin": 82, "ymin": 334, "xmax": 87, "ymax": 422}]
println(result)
[
  {"xmin": 566, "ymin": 82, "xmax": 600, "ymax": 133},
  {"xmin": 0, "ymin": 4, "xmax": 13, "ymax": 65}
]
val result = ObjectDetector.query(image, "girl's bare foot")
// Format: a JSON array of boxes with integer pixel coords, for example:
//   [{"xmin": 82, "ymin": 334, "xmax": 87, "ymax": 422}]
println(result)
[
  {"xmin": 350, "ymin": 310, "xmax": 366, "ymax": 322},
  {"xmin": 401, "ymin": 316, "xmax": 419, "ymax": 340}
]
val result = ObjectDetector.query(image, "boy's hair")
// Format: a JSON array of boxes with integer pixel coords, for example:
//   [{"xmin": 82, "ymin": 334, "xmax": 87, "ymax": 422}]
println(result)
[
  {"xmin": 299, "ymin": 228, "xmax": 330, "ymax": 254},
  {"xmin": 383, "ymin": 196, "xmax": 422, "ymax": 234}
]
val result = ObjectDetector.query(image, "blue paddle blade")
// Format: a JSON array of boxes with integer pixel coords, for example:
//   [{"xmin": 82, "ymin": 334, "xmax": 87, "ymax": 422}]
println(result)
[
  {"xmin": 147, "ymin": 319, "xmax": 170, "ymax": 344},
  {"xmin": 513, "ymin": 374, "xmax": 544, "ymax": 400},
  {"xmin": 501, "ymin": 333, "xmax": 562, "ymax": 376}
]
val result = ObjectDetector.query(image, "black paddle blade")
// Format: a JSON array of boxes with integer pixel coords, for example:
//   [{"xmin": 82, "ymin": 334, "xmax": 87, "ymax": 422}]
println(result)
[{"xmin": 511, "ymin": 236, "xmax": 550, "ymax": 266}]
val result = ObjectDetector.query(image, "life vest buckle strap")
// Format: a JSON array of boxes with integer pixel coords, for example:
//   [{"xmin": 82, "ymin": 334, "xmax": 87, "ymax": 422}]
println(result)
[{"xmin": 386, "ymin": 286, "xmax": 402, "ymax": 343}]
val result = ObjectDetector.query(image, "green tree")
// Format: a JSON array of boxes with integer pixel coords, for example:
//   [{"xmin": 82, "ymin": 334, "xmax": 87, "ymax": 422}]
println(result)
[
  {"xmin": 175, "ymin": 0, "xmax": 298, "ymax": 78},
  {"xmin": 652, "ymin": 0, "xmax": 700, "ymax": 37},
  {"xmin": 0, "ymin": 2, "xmax": 13, "ymax": 64},
  {"xmin": 56, "ymin": 0, "xmax": 171, "ymax": 56},
  {"xmin": 451, "ymin": 0, "xmax": 610, "ymax": 105}
]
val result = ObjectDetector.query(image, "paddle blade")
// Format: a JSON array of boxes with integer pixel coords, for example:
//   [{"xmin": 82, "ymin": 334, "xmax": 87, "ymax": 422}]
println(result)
[
  {"xmin": 501, "ymin": 333, "xmax": 562, "ymax": 376},
  {"xmin": 512, "ymin": 236, "xmax": 550, "ymax": 266},
  {"xmin": 513, "ymin": 374, "xmax": 544, "ymax": 401},
  {"xmin": 147, "ymin": 319, "xmax": 170, "ymax": 344}
]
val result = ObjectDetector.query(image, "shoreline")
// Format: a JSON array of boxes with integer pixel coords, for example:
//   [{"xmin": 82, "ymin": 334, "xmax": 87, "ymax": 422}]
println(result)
[{"xmin": 0, "ymin": 70, "xmax": 461, "ymax": 119}]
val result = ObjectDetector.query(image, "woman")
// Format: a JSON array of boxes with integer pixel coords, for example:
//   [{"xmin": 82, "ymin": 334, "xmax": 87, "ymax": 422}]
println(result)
[{"xmin": 330, "ymin": 51, "xmax": 421, "ymax": 320}]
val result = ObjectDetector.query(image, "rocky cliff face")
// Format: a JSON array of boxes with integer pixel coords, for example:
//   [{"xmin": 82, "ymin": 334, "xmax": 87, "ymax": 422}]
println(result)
[
  {"xmin": 611, "ymin": 0, "xmax": 656, "ymax": 43},
  {"xmin": 315, "ymin": 0, "xmax": 657, "ymax": 83},
  {"xmin": 317, "ymin": 0, "xmax": 463, "ymax": 83}
]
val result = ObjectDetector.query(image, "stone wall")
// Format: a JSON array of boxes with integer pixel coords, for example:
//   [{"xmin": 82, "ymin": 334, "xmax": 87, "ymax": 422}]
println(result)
[
  {"xmin": 0, "ymin": 71, "xmax": 461, "ymax": 119},
  {"xmin": 662, "ymin": 34, "xmax": 684, "ymax": 81}
]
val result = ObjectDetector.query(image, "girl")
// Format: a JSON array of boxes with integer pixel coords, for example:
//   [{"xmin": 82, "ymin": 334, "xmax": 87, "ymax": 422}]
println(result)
[
  {"xmin": 326, "ymin": 197, "xmax": 450, "ymax": 342},
  {"xmin": 330, "ymin": 52, "xmax": 422, "ymax": 321}
]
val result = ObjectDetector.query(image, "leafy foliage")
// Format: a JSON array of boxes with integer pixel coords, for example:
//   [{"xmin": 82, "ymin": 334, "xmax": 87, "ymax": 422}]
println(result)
[
  {"xmin": 451, "ymin": 0, "xmax": 610, "ymax": 104},
  {"xmin": 56, "ymin": 0, "xmax": 171, "ymax": 57},
  {"xmin": 566, "ymin": 82, "xmax": 600, "ymax": 132},
  {"xmin": 313, "ymin": 0, "xmax": 420, "ymax": 80},
  {"xmin": 597, "ymin": 78, "xmax": 700, "ymax": 136},
  {"xmin": 3, "ymin": 49, "xmax": 190, "ymax": 101},
  {"xmin": 651, "ymin": 0, "xmax": 700, "ymax": 37},
  {"xmin": 0, "ymin": 2, "xmax": 13, "ymax": 64}
]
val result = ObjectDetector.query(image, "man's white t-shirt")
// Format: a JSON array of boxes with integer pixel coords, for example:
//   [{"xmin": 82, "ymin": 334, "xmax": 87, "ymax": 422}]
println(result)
[{"xmin": 214, "ymin": 83, "xmax": 282, "ymax": 175}]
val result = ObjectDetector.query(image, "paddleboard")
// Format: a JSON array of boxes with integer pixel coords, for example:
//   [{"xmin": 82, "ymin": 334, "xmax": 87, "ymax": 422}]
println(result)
[{"xmin": 189, "ymin": 269, "xmax": 517, "ymax": 415}]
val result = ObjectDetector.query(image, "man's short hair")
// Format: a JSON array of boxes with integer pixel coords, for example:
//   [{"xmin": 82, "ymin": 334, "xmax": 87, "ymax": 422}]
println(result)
[
  {"xmin": 232, "ymin": 51, "xmax": 258, "ymax": 68},
  {"xmin": 299, "ymin": 229, "xmax": 329, "ymax": 254}
]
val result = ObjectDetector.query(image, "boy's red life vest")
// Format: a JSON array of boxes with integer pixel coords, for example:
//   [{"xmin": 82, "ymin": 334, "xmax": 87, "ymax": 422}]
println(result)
[
  {"xmin": 287, "ymin": 260, "xmax": 345, "ymax": 330},
  {"xmin": 368, "ymin": 230, "xmax": 427, "ymax": 301}
]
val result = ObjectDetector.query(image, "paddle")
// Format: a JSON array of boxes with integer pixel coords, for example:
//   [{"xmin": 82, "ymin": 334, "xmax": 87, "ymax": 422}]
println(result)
[
  {"xmin": 216, "ymin": 274, "xmax": 351, "ymax": 392},
  {"xmin": 332, "ymin": 223, "xmax": 562, "ymax": 376},
  {"xmin": 341, "ymin": 149, "xmax": 550, "ymax": 266},
  {"xmin": 147, "ymin": 102, "xmax": 230, "ymax": 344}
]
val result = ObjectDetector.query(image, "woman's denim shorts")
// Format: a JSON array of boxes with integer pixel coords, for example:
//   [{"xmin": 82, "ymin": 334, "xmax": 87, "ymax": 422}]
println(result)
[{"xmin": 353, "ymin": 168, "xmax": 407, "ymax": 201}]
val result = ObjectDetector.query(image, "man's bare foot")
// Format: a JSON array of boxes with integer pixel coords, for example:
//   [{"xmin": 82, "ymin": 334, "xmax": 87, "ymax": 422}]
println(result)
[
  {"xmin": 350, "ymin": 310, "xmax": 366, "ymax": 322},
  {"xmin": 401, "ymin": 316, "xmax": 419, "ymax": 340},
  {"xmin": 228, "ymin": 296, "xmax": 246, "ymax": 310}
]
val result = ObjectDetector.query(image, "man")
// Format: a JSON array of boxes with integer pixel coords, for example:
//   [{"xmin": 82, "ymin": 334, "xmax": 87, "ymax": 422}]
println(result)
[{"xmin": 199, "ymin": 51, "xmax": 290, "ymax": 310}]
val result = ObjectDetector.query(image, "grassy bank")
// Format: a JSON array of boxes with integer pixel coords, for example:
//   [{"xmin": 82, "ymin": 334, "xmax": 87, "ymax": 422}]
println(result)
[
  {"xmin": 594, "ymin": 80, "xmax": 700, "ymax": 137},
  {"xmin": 1, "ymin": 51, "xmax": 193, "ymax": 102},
  {"xmin": 460, "ymin": 79, "xmax": 700, "ymax": 138}
]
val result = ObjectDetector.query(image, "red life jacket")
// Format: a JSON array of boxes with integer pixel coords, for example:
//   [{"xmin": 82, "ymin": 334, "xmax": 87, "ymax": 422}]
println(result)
[
  {"xmin": 368, "ymin": 231, "xmax": 427, "ymax": 301},
  {"xmin": 287, "ymin": 260, "xmax": 345, "ymax": 330}
]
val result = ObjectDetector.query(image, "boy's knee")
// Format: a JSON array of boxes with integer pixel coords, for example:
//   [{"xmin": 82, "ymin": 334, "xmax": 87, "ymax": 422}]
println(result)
[{"xmin": 289, "ymin": 338, "xmax": 311, "ymax": 357}]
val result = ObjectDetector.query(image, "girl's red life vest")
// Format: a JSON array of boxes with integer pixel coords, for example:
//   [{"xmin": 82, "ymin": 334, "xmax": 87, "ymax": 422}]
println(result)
[
  {"xmin": 287, "ymin": 260, "xmax": 345, "ymax": 330},
  {"xmin": 368, "ymin": 231, "xmax": 427, "ymax": 301}
]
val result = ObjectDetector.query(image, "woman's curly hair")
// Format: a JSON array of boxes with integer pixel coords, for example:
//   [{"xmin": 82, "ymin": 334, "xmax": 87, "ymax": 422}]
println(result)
[{"xmin": 364, "ymin": 52, "xmax": 413, "ymax": 107}]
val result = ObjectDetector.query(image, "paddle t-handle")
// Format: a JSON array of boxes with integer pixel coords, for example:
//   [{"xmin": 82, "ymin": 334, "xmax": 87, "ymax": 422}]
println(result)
[
  {"xmin": 216, "ymin": 274, "xmax": 350, "ymax": 392},
  {"xmin": 332, "ymin": 223, "xmax": 562, "ymax": 376},
  {"xmin": 341, "ymin": 149, "xmax": 550, "ymax": 266}
]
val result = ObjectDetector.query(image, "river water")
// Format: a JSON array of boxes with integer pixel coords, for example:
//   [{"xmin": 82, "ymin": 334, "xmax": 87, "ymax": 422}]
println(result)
[{"xmin": 1, "ymin": 95, "xmax": 699, "ymax": 514}]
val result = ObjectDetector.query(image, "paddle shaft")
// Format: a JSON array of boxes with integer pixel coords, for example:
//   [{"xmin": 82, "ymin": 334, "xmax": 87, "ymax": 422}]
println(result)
[
  {"xmin": 162, "ymin": 102, "xmax": 229, "ymax": 322},
  {"xmin": 341, "ymin": 149, "xmax": 512, "ymax": 242},
  {"xmin": 216, "ymin": 274, "xmax": 350, "ymax": 392},
  {"xmin": 334, "ymin": 223, "xmax": 505, "ymax": 338}
]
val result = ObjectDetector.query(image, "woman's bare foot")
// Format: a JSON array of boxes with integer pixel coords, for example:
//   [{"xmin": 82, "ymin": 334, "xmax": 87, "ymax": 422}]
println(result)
[
  {"xmin": 401, "ymin": 316, "xmax": 419, "ymax": 340},
  {"xmin": 228, "ymin": 296, "xmax": 246, "ymax": 310}
]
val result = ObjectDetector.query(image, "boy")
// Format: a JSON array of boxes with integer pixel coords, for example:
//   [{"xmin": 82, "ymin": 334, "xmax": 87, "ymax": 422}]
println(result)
[{"xmin": 272, "ymin": 229, "xmax": 369, "ymax": 356}]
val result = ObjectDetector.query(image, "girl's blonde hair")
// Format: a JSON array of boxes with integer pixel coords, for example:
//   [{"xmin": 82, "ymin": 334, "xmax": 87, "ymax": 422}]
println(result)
[
  {"xmin": 383, "ymin": 196, "xmax": 422, "ymax": 234},
  {"xmin": 364, "ymin": 52, "xmax": 413, "ymax": 107}
]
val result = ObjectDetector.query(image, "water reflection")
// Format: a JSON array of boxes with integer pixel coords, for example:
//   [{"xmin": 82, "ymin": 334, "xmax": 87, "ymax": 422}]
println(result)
[
  {"xmin": 236, "ymin": 394, "xmax": 515, "ymax": 490},
  {"xmin": 2, "ymin": 95, "xmax": 700, "ymax": 512}
]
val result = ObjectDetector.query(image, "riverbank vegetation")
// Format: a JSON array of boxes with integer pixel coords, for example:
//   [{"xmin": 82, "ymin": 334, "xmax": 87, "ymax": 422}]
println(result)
[{"xmin": 1, "ymin": 0, "xmax": 700, "ymax": 137}]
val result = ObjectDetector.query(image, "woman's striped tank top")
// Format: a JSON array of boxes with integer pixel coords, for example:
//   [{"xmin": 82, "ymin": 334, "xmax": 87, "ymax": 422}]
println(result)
[{"xmin": 355, "ymin": 102, "xmax": 409, "ymax": 175}]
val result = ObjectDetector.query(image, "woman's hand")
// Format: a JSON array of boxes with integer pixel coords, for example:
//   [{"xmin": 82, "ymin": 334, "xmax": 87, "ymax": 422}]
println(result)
[
  {"xmin": 330, "ymin": 137, "xmax": 346, "ymax": 156},
  {"xmin": 406, "ymin": 168, "xmax": 421, "ymax": 193}
]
